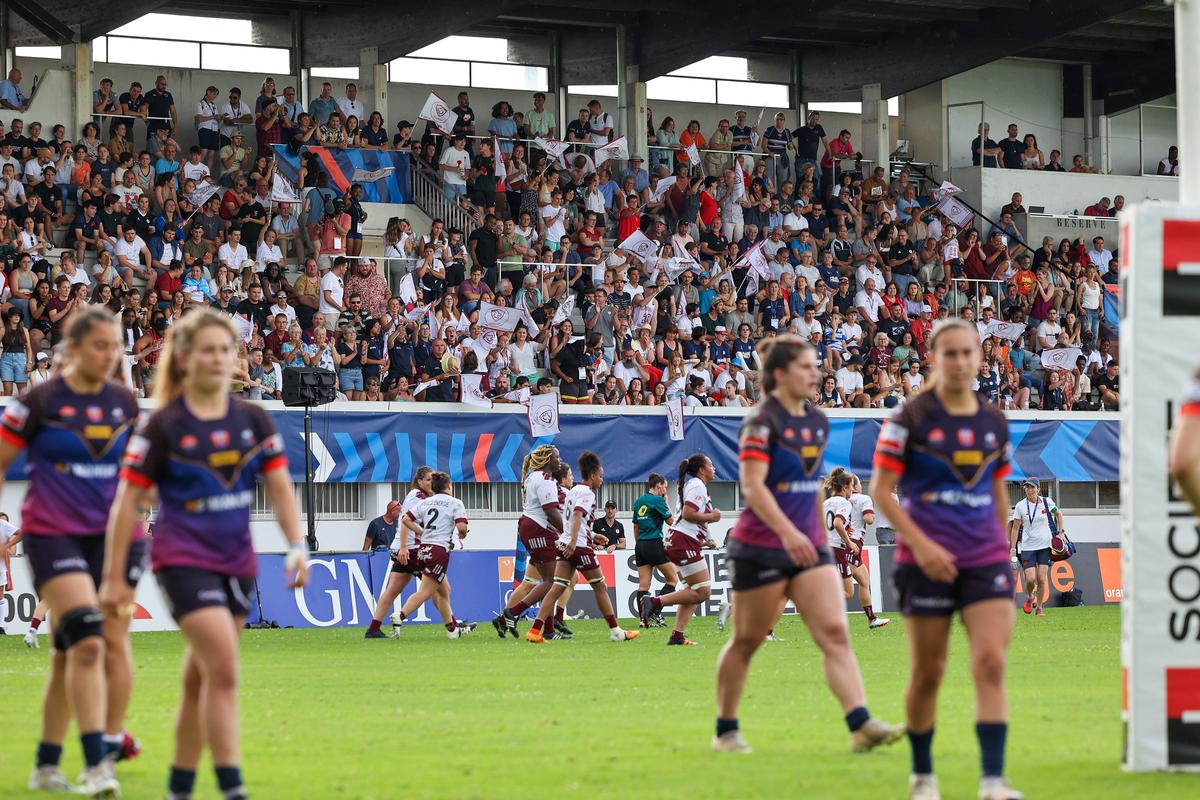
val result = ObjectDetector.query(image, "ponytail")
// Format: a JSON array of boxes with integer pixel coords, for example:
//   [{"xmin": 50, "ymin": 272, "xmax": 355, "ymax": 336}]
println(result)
[
  {"xmin": 824, "ymin": 467, "xmax": 852, "ymax": 495},
  {"xmin": 677, "ymin": 454, "xmax": 707, "ymax": 508}
]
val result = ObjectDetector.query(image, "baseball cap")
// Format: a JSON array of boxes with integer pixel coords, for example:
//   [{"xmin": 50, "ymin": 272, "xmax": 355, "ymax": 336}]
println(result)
[
  {"xmin": 397, "ymin": 120, "xmax": 413, "ymax": 130},
  {"xmin": 241, "ymin": 259, "xmax": 257, "ymax": 270},
  {"xmin": 35, "ymin": 352, "xmax": 48, "ymax": 362},
  {"xmin": 604, "ymin": 500, "xmax": 617, "ymax": 509},
  {"xmin": 714, "ymin": 325, "xmax": 727, "ymax": 333},
  {"xmin": 1022, "ymin": 477, "xmax": 1040, "ymax": 488},
  {"xmin": 922, "ymin": 304, "xmax": 933, "ymax": 314}
]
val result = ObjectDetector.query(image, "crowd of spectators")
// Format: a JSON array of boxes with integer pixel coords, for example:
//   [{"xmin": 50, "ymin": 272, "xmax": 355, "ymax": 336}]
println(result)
[{"xmin": 0, "ymin": 61, "xmax": 1143, "ymax": 411}]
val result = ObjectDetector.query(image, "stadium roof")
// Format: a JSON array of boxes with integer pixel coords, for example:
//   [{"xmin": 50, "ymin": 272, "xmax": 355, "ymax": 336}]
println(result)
[{"xmin": 8, "ymin": 0, "xmax": 1174, "ymax": 112}]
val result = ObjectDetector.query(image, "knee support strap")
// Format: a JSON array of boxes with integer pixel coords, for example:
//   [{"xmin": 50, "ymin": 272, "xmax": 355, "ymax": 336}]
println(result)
[
  {"xmin": 691, "ymin": 580, "xmax": 712, "ymax": 590},
  {"xmin": 553, "ymin": 577, "xmax": 572, "ymax": 588},
  {"xmin": 522, "ymin": 576, "xmax": 541, "ymax": 587},
  {"xmin": 587, "ymin": 575, "xmax": 606, "ymax": 587},
  {"xmin": 54, "ymin": 607, "xmax": 103, "ymax": 651}
]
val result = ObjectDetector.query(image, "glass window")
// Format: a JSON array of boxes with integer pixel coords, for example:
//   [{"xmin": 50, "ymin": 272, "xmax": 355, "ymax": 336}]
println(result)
[
  {"xmin": 569, "ymin": 84, "xmax": 618, "ymax": 98},
  {"xmin": 1098, "ymin": 482, "xmax": 1120, "ymax": 508},
  {"xmin": 471, "ymin": 63, "xmax": 548, "ymax": 92},
  {"xmin": 410, "ymin": 35, "xmax": 508, "ymax": 62},
  {"xmin": 717, "ymin": 81, "xmax": 789, "ymax": 108},
  {"xmin": 647, "ymin": 76, "xmax": 716, "ymax": 104},
  {"xmin": 670, "ymin": 56, "xmax": 748, "ymax": 80},
  {"xmin": 809, "ymin": 97, "xmax": 900, "ymax": 116},
  {"xmin": 110, "ymin": 13, "xmax": 253, "ymax": 44},
  {"xmin": 106, "ymin": 37, "xmax": 199, "ymax": 69},
  {"xmin": 15, "ymin": 46, "xmax": 62, "ymax": 59},
  {"xmin": 310, "ymin": 67, "xmax": 359, "ymax": 80},
  {"xmin": 709, "ymin": 481, "xmax": 738, "ymax": 512},
  {"xmin": 1057, "ymin": 482, "xmax": 1096, "ymax": 509},
  {"xmin": 389, "ymin": 57, "xmax": 469, "ymax": 87},
  {"xmin": 93, "ymin": 37, "xmax": 108, "ymax": 63},
  {"xmin": 201, "ymin": 44, "xmax": 289, "ymax": 75}
]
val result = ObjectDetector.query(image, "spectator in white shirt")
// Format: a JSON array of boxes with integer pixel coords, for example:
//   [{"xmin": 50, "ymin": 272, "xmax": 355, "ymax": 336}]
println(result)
[
  {"xmin": 1036, "ymin": 308, "xmax": 1062, "ymax": 351},
  {"xmin": 855, "ymin": 277, "xmax": 884, "ymax": 329},
  {"xmin": 855, "ymin": 255, "xmax": 886, "ymax": 295},
  {"xmin": 438, "ymin": 134, "xmax": 470, "ymax": 201},
  {"xmin": 221, "ymin": 88, "xmax": 253, "ymax": 141},
  {"xmin": 256, "ymin": 228, "xmax": 284, "ymax": 271},
  {"xmin": 181, "ymin": 146, "xmax": 212, "ymax": 185},
  {"xmin": 789, "ymin": 305, "xmax": 822, "ymax": 339},
  {"xmin": 541, "ymin": 190, "xmax": 568, "ymax": 248},
  {"xmin": 587, "ymin": 99, "xmax": 614, "ymax": 145},
  {"xmin": 113, "ymin": 227, "xmax": 152, "ymax": 285},
  {"xmin": 217, "ymin": 226, "xmax": 249, "ymax": 271},
  {"xmin": 319, "ymin": 256, "xmax": 348, "ymax": 330},
  {"xmin": 337, "ymin": 84, "xmax": 364, "ymax": 123},
  {"xmin": 1086, "ymin": 236, "xmax": 1113, "ymax": 272},
  {"xmin": 835, "ymin": 355, "xmax": 867, "ymax": 407}
]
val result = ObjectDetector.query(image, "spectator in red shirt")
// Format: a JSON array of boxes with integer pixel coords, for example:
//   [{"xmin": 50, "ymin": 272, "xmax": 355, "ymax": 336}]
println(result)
[
  {"xmin": 699, "ymin": 177, "xmax": 719, "ymax": 229},
  {"xmin": 263, "ymin": 313, "xmax": 290, "ymax": 362},
  {"xmin": 153, "ymin": 260, "xmax": 184, "ymax": 300}
]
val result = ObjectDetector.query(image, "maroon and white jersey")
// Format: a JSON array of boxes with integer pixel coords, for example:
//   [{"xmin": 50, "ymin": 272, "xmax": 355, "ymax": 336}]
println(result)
[
  {"xmin": 521, "ymin": 469, "xmax": 561, "ymax": 530},
  {"xmin": 824, "ymin": 495, "xmax": 854, "ymax": 550},
  {"xmin": 561, "ymin": 484, "xmax": 597, "ymax": 548},
  {"xmin": 667, "ymin": 477, "xmax": 712, "ymax": 548},
  {"xmin": 849, "ymin": 492, "xmax": 874, "ymax": 539},
  {"xmin": 391, "ymin": 488, "xmax": 427, "ymax": 553},
  {"xmin": 409, "ymin": 493, "xmax": 467, "ymax": 549}
]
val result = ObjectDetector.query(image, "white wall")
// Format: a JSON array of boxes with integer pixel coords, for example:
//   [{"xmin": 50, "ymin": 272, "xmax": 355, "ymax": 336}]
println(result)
[
  {"xmin": 941, "ymin": 58, "xmax": 1065, "ymax": 173},
  {"xmin": 950, "ymin": 165, "xmax": 1179, "ymax": 222}
]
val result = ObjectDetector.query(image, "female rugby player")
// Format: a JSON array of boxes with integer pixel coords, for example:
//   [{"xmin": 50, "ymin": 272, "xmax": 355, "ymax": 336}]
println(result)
[
  {"xmin": 525, "ymin": 451, "xmax": 639, "ymax": 643},
  {"xmin": 1170, "ymin": 365, "xmax": 1200, "ymax": 512},
  {"xmin": 638, "ymin": 454, "xmax": 719, "ymax": 646},
  {"xmin": 492, "ymin": 445, "xmax": 565, "ymax": 639},
  {"xmin": 713, "ymin": 334, "xmax": 901, "ymax": 754},
  {"xmin": 872, "ymin": 318, "xmax": 1022, "ymax": 800},
  {"xmin": 364, "ymin": 466, "xmax": 432, "ymax": 638},
  {"xmin": 0, "ymin": 308, "xmax": 141, "ymax": 797},
  {"xmin": 101, "ymin": 309, "xmax": 310, "ymax": 800},
  {"xmin": 848, "ymin": 472, "xmax": 889, "ymax": 629},
  {"xmin": 391, "ymin": 471, "xmax": 473, "ymax": 638}
]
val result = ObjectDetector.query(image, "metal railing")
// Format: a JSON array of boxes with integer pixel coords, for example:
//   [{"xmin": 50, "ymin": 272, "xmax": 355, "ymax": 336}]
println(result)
[{"xmin": 408, "ymin": 159, "xmax": 481, "ymax": 239}]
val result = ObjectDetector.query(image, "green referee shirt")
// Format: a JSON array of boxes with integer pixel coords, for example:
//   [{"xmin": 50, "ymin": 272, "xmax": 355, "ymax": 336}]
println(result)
[{"xmin": 633, "ymin": 492, "xmax": 671, "ymax": 541}]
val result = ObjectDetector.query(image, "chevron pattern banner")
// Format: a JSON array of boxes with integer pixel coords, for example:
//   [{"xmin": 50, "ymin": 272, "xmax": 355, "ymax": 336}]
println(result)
[
  {"xmin": 271, "ymin": 145, "xmax": 412, "ymax": 204},
  {"xmin": 263, "ymin": 409, "xmax": 1119, "ymax": 485}
]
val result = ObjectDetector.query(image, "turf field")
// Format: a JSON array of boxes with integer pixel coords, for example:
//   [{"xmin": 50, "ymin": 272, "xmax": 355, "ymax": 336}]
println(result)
[{"xmin": 0, "ymin": 606, "xmax": 1193, "ymax": 799}]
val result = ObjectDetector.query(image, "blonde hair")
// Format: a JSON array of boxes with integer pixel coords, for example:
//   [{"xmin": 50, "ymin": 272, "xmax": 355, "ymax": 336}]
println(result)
[
  {"xmin": 153, "ymin": 308, "xmax": 239, "ymax": 406},
  {"xmin": 522, "ymin": 445, "xmax": 558, "ymax": 481},
  {"xmin": 922, "ymin": 318, "xmax": 979, "ymax": 394}
]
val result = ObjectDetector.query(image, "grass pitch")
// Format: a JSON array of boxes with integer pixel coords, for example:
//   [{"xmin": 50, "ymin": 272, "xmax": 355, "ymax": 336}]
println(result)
[{"xmin": 0, "ymin": 606, "xmax": 1192, "ymax": 799}]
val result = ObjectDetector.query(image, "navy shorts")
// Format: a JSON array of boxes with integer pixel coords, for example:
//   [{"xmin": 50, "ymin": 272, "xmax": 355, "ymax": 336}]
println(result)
[
  {"xmin": 726, "ymin": 539, "xmax": 835, "ymax": 592},
  {"xmin": 24, "ymin": 534, "xmax": 148, "ymax": 591},
  {"xmin": 893, "ymin": 561, "xmax": 1015, "ymax": 617},
  {"xmin": 1018, "ymin": 548, "xmax": 1052, "ymax": 569},
  {"xmin": 156, "ymin": 566, "xmax": 255, "ymax": 622}
]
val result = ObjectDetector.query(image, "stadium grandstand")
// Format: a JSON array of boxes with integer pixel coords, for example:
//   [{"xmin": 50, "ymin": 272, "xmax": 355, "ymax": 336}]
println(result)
[{"xmin": 0, "ymin": 0, "xmax": 1197, "ymax": 797}]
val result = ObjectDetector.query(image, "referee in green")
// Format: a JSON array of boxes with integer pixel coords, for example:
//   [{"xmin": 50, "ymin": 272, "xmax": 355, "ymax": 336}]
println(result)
[{"xmin": 633, "ymin": 473, "xmax": 679, "ymax": 627}]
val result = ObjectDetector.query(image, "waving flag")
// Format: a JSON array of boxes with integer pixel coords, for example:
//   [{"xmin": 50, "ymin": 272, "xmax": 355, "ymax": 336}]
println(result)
[
  {"xmin": 460, "ymin": 374, "xmax": 493, "ymax": 408},
  {"xmin": 478, "ymin": 301, "xmax": 522, "ymax": 332},
  {"xmin": 731, "ymin": 157, "xmax": 746, "ymax": 201},
  {"xmin": 503, "ymin": 387, "xmax": 531, "ymax": 404},
  {"xmin": 534, "ymin": 137, "xmax": 570, "ymax": 162},
  {"xmin": 984, "ymin": 319, "xmax": 1027, "ymax": 341},
  {"xmin": 936, "ymin": 195, "xmax": 974, "ymax": 229},
  {"xmin": 685, "ymin": 143, "xmax": 701, "ymax": 167},
  {"xmin": 932, "ymin": 180, "xmax": 964, "ymax": 201},
  {"xmin": 666, "ymin": 397, "xmax": 685, "ymax": 441},
  {"xmin": 492, "ymin": 136, "xmax": 506, "ymax": 192},
  {"xmin": 397, "ymin": 273, "xmax": 417, "ymax": 305},
  {"xmin": 419, "ymin": 92, "xmax": 456, "ymax": 135},
  {"xmin": 594, "ymin": 136, "xmax": 628, "ymax": 168},
  {"xmin": 270, "ymin": 171, "xmax": 300, "ymax": 204},
  {"xmin": 739, "ymin": 240, "xmax": 771, "ymax": 282},
  {"xmin": 271, "ymin": 145, "xmax": 411, "ymax": 204},
  {"xmin": 187, "ymin": 182, "xmax": 220, "ymax": 208},
  {"xmin": 665, "ymin": 256, "xmax": 695, "ymax": 282},
  {"xmin": 1042, "ymin": 347, "xmax": 1083, "ymax": 371},
  {"xmin": 528, "ymin": 391, "xmax": 560, "ymax": 438},
  {"xmin": 619, "ymin": 229, "xmax": 657, "ymax": 263},
  {"xmin": 649, "ymin": 176, "xmax": 677, "ymax": 204},
  {"xmin": 552, "ymin": 294, "xmax": 575, "ymax": 325}
]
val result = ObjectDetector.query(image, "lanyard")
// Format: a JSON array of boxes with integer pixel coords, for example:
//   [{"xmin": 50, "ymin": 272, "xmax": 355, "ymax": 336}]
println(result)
[{"xmin": 1025, "ymin": 498, "xmax": 1039, "ymax": 527}]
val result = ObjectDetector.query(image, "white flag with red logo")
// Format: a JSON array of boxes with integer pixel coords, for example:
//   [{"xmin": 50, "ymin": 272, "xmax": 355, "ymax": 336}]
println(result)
[
  {"xmin": 984, "ymin": 319, "xmax": 1027, "ymax": 341},
  {"xmin": 1041, "ymin": 347, "xmax": 1083, "ymax": 371},
  {"xmin": 534, "ymin": 137, "xmax": 570, "ymax": 162},
  {"xmin": 619, "ymin": 229, "xmax": 657, "ymax": 263},
  {"xmin": 397, "ymin": 273, "xmax": 417, "ymax": 305},
  {"xmin": 528, "ymin": 391, "xmax": 560, "ymax": 438},
  {"xmin": 685, "ymin": 143, "xmax": 701, "ymax": 167},
  {"xmin": 666, "ymin": 396, "xmax": 685, "ymax": 441},
  {"xmin": 649, "ymin": 175, "xmax": 677, "ymax": 204},
  {"xmin": 552, "ymin": 294, "xmax": 575, "ymax": 325},
  {"xmin": 478, "ymin": 301, "xmax": 522, "ymax": 332},
  {"xmin": 732, "ymin": 156, "xmax": 747, "ymax": 201},
  {"xmin": 738, "ymin": 240, "xmax": 771, "ymax": 282},
  {"xmin": 594, "ymin": 136, "xmax": 628, "ymax": 168},
  {"xmin": 460, "ymin": 374, "xmax": 492, "ymax": 408},
  {"xmin": 418, "ymin": 92, "xmax": 457, "ymax": 135},
  {"xmin": 492, "ymin": 136, "xmax": 506, "ymax": 192}
]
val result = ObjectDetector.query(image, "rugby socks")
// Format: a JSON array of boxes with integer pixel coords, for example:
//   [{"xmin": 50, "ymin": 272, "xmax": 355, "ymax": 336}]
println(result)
[
  {"xmin": 844, "ymin": 706, "xmax": 870, "ymax": 733},
  {"xmin": 647, "ymin": 596, "xmax": 665, "ymax": 612},
  {"xmin": 975, "ymin": 722, "xmax": 1007, "ymax": 777},
  {"xmin": 669, "ymin": 629, "xmax": 686, "ymax": 644},
  {"xmin": 168, "ymin": 766, "xmax": 197, "ymax": 797},
  {"xmin": 908, "ymin": 727, "xmax": 935, "ymax": 775},
  {"xmin": 215, "ymin": 765, "xmax": 244, "ymax": 797},
  {"xmin": 35, "ymin": 741, "xmax": 62, "ymax": 767},
  {"xmin": 367, "ymin": 619, "xmax": 382, "ymax": 633},
  {"xmin": 444, "ymin": 622, "xmax": 456, "ymax": 633},
  {"xmin": 544, "ymin": 614, "xmax": 555, "ymax": 636},
  {"xmin": 103, "ymin": 734, "xmax": 123, "ymax": 758},
  {"xmin": 863, "ymin": 605, "xmax": 877, "ymax": 622},
  {"xmin": 604, "ymin": 614, "xmax": 619, "ymax": 629},
  {"xmin": 635, "ymin": 590, "xmax": 650, "ymax": 610},
  {"xmin": 554, "ymin": 606, "xmax": 565, "ymax": 625},
  {"xmin": 509, "ymin": 600, "xmax": 532, "ymax": 615},
  {"xmin": 658, "ymin": 583, "xmax": 676, "ymax": 596},
  {"xmin": 716, "ymin": 718, "xmax": 739, "ymax": 737},
  {"xmin": 530, "ymin": 618, "xmax": 545, "ymax": 634},
  {"xmin": 80, "ymin": 731, "xmax": 105, "ymax": 767},
  {"xmin": 30, "ymin": 616, "xmax": 42, "ymax": 631}
]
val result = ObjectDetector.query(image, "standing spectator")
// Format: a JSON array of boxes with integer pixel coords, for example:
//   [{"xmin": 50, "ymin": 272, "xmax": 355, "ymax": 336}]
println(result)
[
  {"xmin": 439, "ymin": 134, "xmax": 470, "ymax": 201},
  {"xmin": 526, "ymin": 92, "xmax": 555, "ymax": 139},
  {"xmin": 1158, "ymin": 145, "xmax": 1180, "ymax": 176},
  {"xmin": 220, "ymin": 87, "xmax": 253, "ymax": 145},
  {"xmin": 320, "ymin": 256, "xmax": 348, "ymax": 331},
  {"xmin": 587, "ymin": 99, "xmax": 614, "ymax": 145},
  {"xmin": 997, "ymin": 123, "xmax": 1024, "ymax": 170},
  {"xmin": 309, "ymin": 83, "xmax": 339, "ymax": 130},
  {"xmin": 971, "ymin": 122, "xmax": 1002, "ymax": 167},
  {"xmin": 452, "ymin": 92, "xmax": 476, "ymax": 149},
  {"xmin": 793, "ymin": 110, "xmax": 828, "ymax": 195},
  {"xmin": 144, "ymin": 75, "xmax": 177, "ymax": 140},
  {"xmin": 761, "ymin": 113, "xmax": 791, "ymax": 192},
  {"xmin": 338, "ymin": 83, "xmax": 364, "ymax": 122}
]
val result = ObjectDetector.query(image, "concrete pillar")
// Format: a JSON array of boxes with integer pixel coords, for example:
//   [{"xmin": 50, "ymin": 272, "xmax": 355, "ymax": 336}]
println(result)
[
  {"xmin": 357, "ymin": 46, "xmax": 387, "ymax": 123},
  {"xmin": 1176, "ymin": 0, "xmax": 1200, "ymax": 202},
  {"xmin": 1082, "ymin": 63, "xmax": 1094, "ymax": 166},
  {"xmin": 291, "ymin": 10, "xmax": 310, "ymax": 112},
  {"xmin": 791, "ymin": 49, "xmax": 804, "ymax": 126},
  {"xmin": 66, "ymin": 42, "xmax": 93, "ymax": 140},
  {"xmin": 549, "ymin": 31, "xmax": 567, "ymax": 140},
  {"xmin": 615, "ymin": 26, "xmax": 647, "ymax": 162},
  {"xmin": 861, "ymin": 82, "xmax": 889, "ymax": 177}
]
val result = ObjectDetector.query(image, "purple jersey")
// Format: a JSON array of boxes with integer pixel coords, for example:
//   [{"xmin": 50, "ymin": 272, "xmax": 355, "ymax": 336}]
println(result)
[
  {"xmin": 1, "ymin": 377, "xmax": 138, "ymax": 537},
  {"xmin": 730, "ymin": 395, "xmax": 829, "ymax": 549},
  {"xmin": 873, "ymin": 391, "xmax": 1011, "ymax": 569},
  {"xmin": 121, "ymin": 396, "xmax": 287, "ymax": 578}
]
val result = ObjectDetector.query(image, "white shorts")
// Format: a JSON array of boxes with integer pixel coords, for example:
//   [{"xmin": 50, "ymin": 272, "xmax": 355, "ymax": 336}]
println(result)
[{"xmin": 678, "ymin": 559, "xmax": 708, "ymax": 579}]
